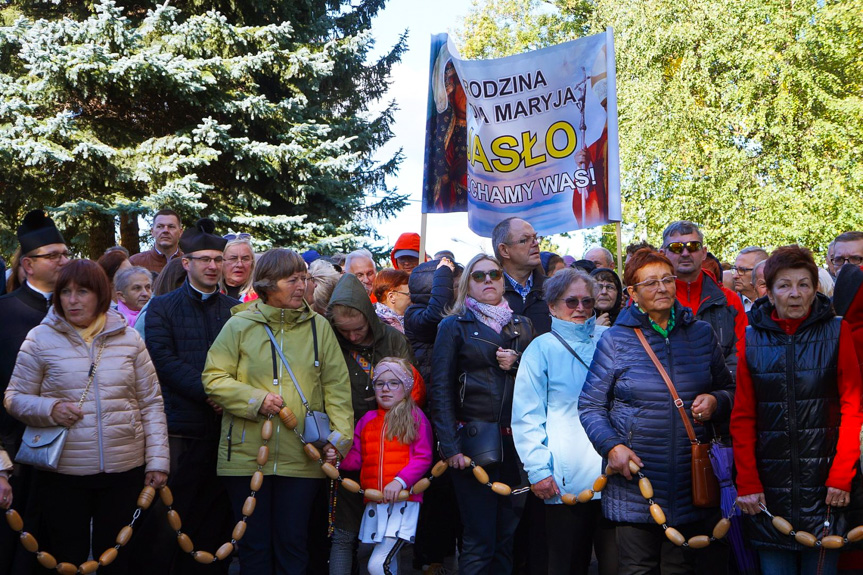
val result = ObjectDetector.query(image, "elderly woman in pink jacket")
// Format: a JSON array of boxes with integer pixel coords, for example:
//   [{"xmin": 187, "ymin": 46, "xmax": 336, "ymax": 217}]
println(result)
[{"xmin": 5, "ymin": 259, "xmax": 169, "ymax": 574}]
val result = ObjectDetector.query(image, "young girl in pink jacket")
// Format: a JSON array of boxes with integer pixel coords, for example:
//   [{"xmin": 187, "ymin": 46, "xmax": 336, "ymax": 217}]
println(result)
[{"xmin": 326, "ymin": 357, "xmax": 433, "ymax": 575}]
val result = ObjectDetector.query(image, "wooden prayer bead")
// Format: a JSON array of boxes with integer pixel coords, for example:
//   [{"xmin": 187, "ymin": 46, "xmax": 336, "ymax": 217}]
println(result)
[
  {"xmin": 462, "ymin": 456, "xmax": 472, "ymax": 466},
  {"xmin": 771, "ymin": 516, "xmax": 793, "ymax": 536},
  {"xmin": 116, "ymin": 525, "xmax": 133, "ymax": 546},
  {"xmin": 364, "ymin": 489, "xmax": 385, "ymax": 502},
  {"xmin": 256, "ymin": 446, "xmax": 269, "ymax": 466},
  {"xmin": 822, "ymin": 535, "xmax": 845, "ymax": 549},
  {"xmin": 261, "ymin": 419, "xmax": 273, "ymax": 440},
  {"xmin": 688, "ymin": 535, "xmax": 710, "ymax": 549},
  {"xmin": 431, "ymin": 461, "xmax": 448, "ymax": 477},
  {"xmin": 593, "ymin": 475, "xmax": 607, "ymax": 492},
  {"xmin": 36, "ymin": 551, "xmax": 56, "ymax": 569},
  {"xmin": 167, "ymin": 510, "xmax": 182, "ymax": 531},
  {"xmin": 491, "ymin": 482, "xmax": 511, "ymax": 496},
  {"xmin": 279, "ymin": 407, "xmax": 298, "ymax": 429},
  {"xmin": 397, "ymin": 490, "xmax": 410, "ymax": 502},
  {"xmin": 304, "ymin": 444, "xmax": 321, "ymax": 462},
  {"xmin": 56, "ymin": 563, "xmax": 77, "ymax": 575},
  {"xmin": 194, "ymin": 551, "xmax": 215, "ymax": 564},
  {"xmin": 576, "ymin": 489, "xmax": 594, "ymax": 503},
  {"xmin": 412, "ymin": 478, "xmax": 431, "ymax": 494},
  {"xmin": 650, "ymin": 504, "xmax": 666, "ymax": 525},
  {"xmin": 216, "ymin": 542, "xmax": 235, "ymax": 561},
  {"xmin": 177, "ymin": 533, "xmax": 194, "ymax": 553},
  {"xmin": 848, "ymin": 525, "xmax": 863, "ymax": 542},
  {"xmin": 472, "ymin": 465, "xmax": 489, "ymax": 485},
  {"xmin": 232, "ymin": 520, "xmax": 247, "ymax": 541},
  {"xmin": 341, "ymin": 478, "xmax": 361, "ymax": 493},
  {"xmin": 138, "ymin": 486, "xmax": 156, "ymax": 510},
  {"xmin": 242, "ymin": 496, "xmax": 256, "ymax": 517},
  {"xmin": 629, "ymin": 460, "xmax": 641, "ymax": 475},
  {"xmin": 159, "ymin": 485, "xmax": 174, "ymax": 506},
  {"xmin": 250, "ymin": 471, "xmax": 264, "ymax": 491},
  {"xmin": 638, "ymin": 477, "xmax": 653, "ymax": 499},
  {"xmin": 5, "ymin": 509, "xmax": 23, "ymax": 531},
  {"xmin": 561, "ymin": 493, "xmax": 578, "ymax": 505},
  {"xmin": 99, "ymin": 547, "xmax": 118, "ymax": 566},
  {"xmin": 712, "ymin": 518, "xmax": 731, "ymax": 539},
  {"xmin": 665, "ymin": 527, "xmax": 685, "ymax": 546},
  {"xmin": 794, "ymin": 531, "xmax": 817, "ymax": 547},
  {"xmin": 79, "ymin": 560, "xmax": 100, "ymax": 574},
  {"xmin": 19, "ymin": 532, "xmax": 37, "ymax": 552},
  {"xmin": 322, "ymin": 463, "xmax": 340, "ymax": 480},
  {"xmin": 605, "ymin": 464, "xmax": 615, "ymax": 476}
]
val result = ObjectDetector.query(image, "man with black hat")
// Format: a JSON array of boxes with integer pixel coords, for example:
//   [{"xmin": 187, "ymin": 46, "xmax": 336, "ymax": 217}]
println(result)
[
  {"xmin": 137, "ymin": 218, "xmax": 236, "ymax": 575},
  {"xmin": 0, "ymin": 209, "xmax": 69, "ymax": 573}
]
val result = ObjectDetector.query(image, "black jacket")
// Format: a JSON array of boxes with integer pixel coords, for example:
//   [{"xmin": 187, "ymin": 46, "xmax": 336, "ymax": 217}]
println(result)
[
  {"xmin": 404, "ymin": 260, "xmax": 455, "ymax": 384},
  {"xmin": 744, "ymin": 294, "xmax": 861, "ymax": 550},
  {"xmin": 145, "ymin": 281, "xmax": 238, "ymax": 438},
  {"xmin": 682, "ymin": 272, "xmax": 741, "ymax": 379},
  {"xmin": 0, "ymin": 283, "xmax": 51, "ymax": 450},
  {"xmin": 579, "ymin": 302, "xmax": 734, "ymax": 525},
  {"xmin": 503, "ymin": 269, "xmax": 551, "ymax": 335},
  {"xmin": 429, "ymin": 310, "xmax": 534, "ymax": 459}
]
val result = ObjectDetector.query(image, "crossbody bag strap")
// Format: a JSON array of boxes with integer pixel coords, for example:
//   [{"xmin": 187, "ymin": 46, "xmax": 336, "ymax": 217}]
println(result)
[
  {"xmin": 77, "ymin": 340, "xmax": 107, "ymax": 409},
  {"xmin": 264, "ymin": 324, "xmax": 312, "ymax": 415},
  {"xmin": 550, "ymin": 330, "xmax": 590, "ymax": 370},
  {"xmin": 633, "ymin": 328, "xmax": 698, "ymax": 445}
]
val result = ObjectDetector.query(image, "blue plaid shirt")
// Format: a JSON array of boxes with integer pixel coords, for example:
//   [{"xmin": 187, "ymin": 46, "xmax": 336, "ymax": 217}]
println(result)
[{"xmin": 504, "ymin": 271, "xmax": 533, "ymax": 302}]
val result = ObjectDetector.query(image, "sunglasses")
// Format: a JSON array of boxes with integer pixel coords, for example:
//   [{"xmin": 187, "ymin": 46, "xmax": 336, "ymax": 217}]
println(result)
[
  {"xmin": 563, "ymin": 296, "xmax": 595, "ymax": 309},
  {"xmin": 664, "ymin": 241, "xmax": 703, "ymax": 254},
  {"xmin": 470, "ymin": 269, "xmax": 503, "ymax": 282},
  {"xmin": 223, "ymin": 233, "xmax": 252, "ymax": 241}
]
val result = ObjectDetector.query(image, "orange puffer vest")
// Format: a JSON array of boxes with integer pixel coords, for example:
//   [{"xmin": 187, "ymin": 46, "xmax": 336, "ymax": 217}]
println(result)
[{"xmin": 359, "ymin": 409, "xmax": 415, "ymax": 501}]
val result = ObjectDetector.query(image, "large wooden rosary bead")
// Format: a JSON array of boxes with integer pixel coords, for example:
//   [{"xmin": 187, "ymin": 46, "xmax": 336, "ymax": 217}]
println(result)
[
  {"xmin": 638, "ymin": 477, "xmax": 653, "ymax": 499},
  {"xmin": 279, "ymin": 407, "xmax": 298, "ymax": 430},
  {"xmin": 193, "ymin": 551, "xmax": 215, "ymax": 564},
  {"xmin": 472, "ymin": 466, "xmax": 489, "ymax": 485},
  {"xmin": 794, "ymin": 531, "xmax": 817, "ymax": 547},
  {"xmin": 649, "ymin": 504, "xmax": 666, "ymax": 525},
  {"xmin": 848, "ymin": 525, "xmax": 863, "ymax": 542},
  {"xmin": 771, "ymin": 516, "xmax": 793, "ymax": 536},
  {"xmin": 256, "ymin": 446, "xmax": 269, "ymax": 466},
  {"xmin": 232, "ymin": 521, "xmax": 247, "ymax": 541},
  {"xmin": 177, "ymin": 533, "xmax": 194, "ymax": 553},
  {"xmin": 431, "ymin": 461, "xmax": 448, "ymax": 478},
  {"xmin": 304, "ymin": 444, "xmax": 321, "ymax": 462},
  {"xmin": 5, "ymin": 509, "xmax": 23, "ymax": 531},
  {"xmin": 99, "ymin": 547, "xmax": 118, "ymax": 566},
  {"xmin": 19, "ymin": 532, "xmax": 38, "ymax": 553},
  {"xmin": 822, "ymin": 535, "xmax": 845, "ymax": 549},
  {"xmin": 363, "ymin": 489, "xmax": 384, "ymax": 503},
  {"xmin": 242, "ymin": 496, "xmax": 256, "ymax": 517},
  {"xmin": 321, "ymin": 463, "xmax": 340, "ymax": 480},
  {"xmin": 137, "ymin": 486, "xmax": 156, "ymax": 510},
  {"xmin": 491, "ymin": 482, "xmax": 511, "ymax": 496},
  {"xmin": 664, "ymin": 527, "xmax": 685, "ymax": 546},
  {"xmin": 56, "ymin": 563, "xmax": 77, "ymax": 575},
  {"xmin": 167, "ymin": 510, "xmax": 182, "ymax": 531},
  {"xmin": 116, "ymin": 526, "xmax": 133, "ymax": 546},
  {"xmin": 159, "ymin": 485, "xmax": 174, "ymax": 506},
  {"xmin": 250, "ymin": 471, "xmax": 264, "ymax": 492},
  {"xmin": 35, "ymin": 551, "xmax": 56, "ymax": 569},
  {"xmin": 712, "ymin": 518, "xmax": 731, "ymax": 540},
  {"xmin": 412, "ymin": 478, "xmax": 431, "ymax": 494},
  {"xmin": 688, "ymin": 535, "xmax": 710, "ymax": 549},
  {"xmin": 216, "ymin": 542, "xmax": 234, "ymax": 561},
  {"xmin": 79, "ymin": 559, "xmax": 100, "ymax": 574},
  {"xmin": 576, "ymin": 489, "xmax": 594, "ymax": 504},
  {"xmin": 593, "ymin": 475, "xmax": 607, "ymax": 492},
  {"xmin": 261, "ymin": 419, "xmax": 274, "ymax": 440},
  {"xmin": 340, "ymin": 478, "xmax": 361, "ymax": 493}
]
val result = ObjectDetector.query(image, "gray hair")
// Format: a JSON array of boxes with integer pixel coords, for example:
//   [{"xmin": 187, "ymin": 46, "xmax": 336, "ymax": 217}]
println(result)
[
  {"xmin": 661, "ymin": 220, "xmax": 703, "ymax": 246},
  {"xmin": 738, "ymin": 246, "xmax": 769, "ymax": 262},
  {"xmin": 834, "ymin": 231, "xmax": 863, "ymax": 245},
  {"xmin": 221, "ymin": 238, "xmax": 256, "ymax": 295},
  {"xmin": 583, "ymin": 246, "xmax": 614, "ymax": 266},
  {"xmin": 491, "ymin": 217, "xmax": 520, "ymax": 261},
  {"xmin": 344, "ymin": 249, "xmax": 375, "ymax": 273},
  {"xmin": 114, "ymin": 266, "xmax": 151, "ymax": 294},
  {"xmin": 253, "ymin": 248, "xmax": 306, "ymax": 304},
  {"xmin": 543, "ymin": 268, "xmax": 595, "ymax": 304},
  {"xmin": 751, "ymin": 260, "xmax": 767, "ymax": 288},
  {"xmin": 309, "ymin": 259, "xmax": 341, "ymax": 314}
]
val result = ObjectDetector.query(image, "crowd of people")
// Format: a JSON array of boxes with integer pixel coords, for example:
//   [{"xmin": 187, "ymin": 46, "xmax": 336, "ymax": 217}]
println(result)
[{"xmin": 1, "ymin": 208, "xmax": 863, "ymax": 575}]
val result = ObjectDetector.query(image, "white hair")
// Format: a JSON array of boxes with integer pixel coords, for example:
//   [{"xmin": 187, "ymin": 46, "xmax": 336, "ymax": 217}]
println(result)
[{"xmin": 345, "ymin": 249, "xmax": 376, "ymax": 272}]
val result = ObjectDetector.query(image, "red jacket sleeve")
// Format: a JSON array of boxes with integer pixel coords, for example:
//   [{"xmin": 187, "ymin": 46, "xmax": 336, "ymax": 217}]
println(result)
[
  {"xmin": 726, "ymin": 287, "xmax": 748, "ymax": 368},
  {"xmin": 730, "ymin": 342, "xmax": 763, "ymax": 496},
  {"xmin": 826, "ymin": 321, "xmax": 863, "ymax": 492}
]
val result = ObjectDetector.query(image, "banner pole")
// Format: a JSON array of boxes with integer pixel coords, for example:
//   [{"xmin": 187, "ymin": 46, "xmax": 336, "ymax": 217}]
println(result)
[
  {"xmin": 419, "ymin": 213, "xmax": 428, "ymax": 262},
  {"xmin": 615, "ymin": 221, "xmax": 623, "ymax": 271}
]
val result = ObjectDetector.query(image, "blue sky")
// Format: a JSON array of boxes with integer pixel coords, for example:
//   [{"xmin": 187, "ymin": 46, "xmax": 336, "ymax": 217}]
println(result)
[{"xmin": 366, "ymin": 0, "xmax": 592, "ymax": 263}]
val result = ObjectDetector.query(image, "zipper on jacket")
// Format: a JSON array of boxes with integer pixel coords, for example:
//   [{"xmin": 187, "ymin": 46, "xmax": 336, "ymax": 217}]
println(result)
[
  {"xmin": 787, "ymin": 334, "xmax": 801, "ymax": 526},
  {"xmin": 664, "ymin": 336, "xmax": 678, "ymax": 520},
  {"xmin": 379, "ymin": 419, "xmax": 386, "ymax": 491},
  {"xmin": 273, "ymin": 309, "xmax": 287, "ymax": 475},
  {"xmin": 226, "ymin": 418, "xmax": 234, "ymax": 462}
]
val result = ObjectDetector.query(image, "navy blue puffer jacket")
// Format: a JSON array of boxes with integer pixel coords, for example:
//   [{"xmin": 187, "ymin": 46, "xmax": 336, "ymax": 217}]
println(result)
[{"xmin": 579, "ymin": 302, "xmax": 735, "ymax": 525}]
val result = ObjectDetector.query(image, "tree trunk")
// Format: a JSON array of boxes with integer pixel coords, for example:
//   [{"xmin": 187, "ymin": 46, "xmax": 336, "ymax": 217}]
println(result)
[
  {"xmin": 119, "ymin": 211, "xmax": 140, "ymax": 255},
  {"xmin": 87, "ymin": 211, "xmax": 116, "ymax": 260}
]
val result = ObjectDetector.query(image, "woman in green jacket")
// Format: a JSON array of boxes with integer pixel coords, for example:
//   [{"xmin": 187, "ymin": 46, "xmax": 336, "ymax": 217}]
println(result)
[{"xmin": 203, "ymin": 248, "xmax": 353, "ymax": 575}]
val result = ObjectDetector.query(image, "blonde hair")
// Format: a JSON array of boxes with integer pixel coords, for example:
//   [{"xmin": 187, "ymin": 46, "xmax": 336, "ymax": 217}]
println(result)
[
  {"xmin": 448, "ymin": 253, "xmax": 502, "ymax": 317},
  {"xmin": 377, "ymin": 357, "xmax": 419, "ymax": 445}
]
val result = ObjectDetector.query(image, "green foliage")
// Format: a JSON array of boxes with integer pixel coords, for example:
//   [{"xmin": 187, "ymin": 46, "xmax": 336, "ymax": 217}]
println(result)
[
  {"xmin": 458, "ymin": 0, "xmax": 863, "ymax": 261},
  {"xmin": 0, "ymin": 0, "xmax": 406, "ymax": 258}
]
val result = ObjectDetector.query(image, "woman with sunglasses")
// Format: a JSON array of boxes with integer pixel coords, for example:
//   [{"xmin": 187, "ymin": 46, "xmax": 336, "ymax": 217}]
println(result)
[
  {"xmin": 429, "ymin": 254, "xmax": 534, "ymax": 575},
  {"xmin": 512, "ymin": 268, "xmax": 617, "ymax": 575},
  {"xmin": 579, "ymin": 248, "xmax": 734, "ymax": 574}
]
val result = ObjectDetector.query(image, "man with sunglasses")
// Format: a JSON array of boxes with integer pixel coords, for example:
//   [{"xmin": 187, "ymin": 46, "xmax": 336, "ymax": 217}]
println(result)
[
  {"xmin": 138, "ymin": 218, "xmax": 236, "ymax": 575},
  {"xmin": 732, "ymin": 247, "xmax": 769, "ymax": 312},
  {"xmin": 493, "ymin": 217, "xmax": 551, "ymax": 335},
  {"xmin": 129, "ymin": 208, "xmax": 184, "ymax": 274},
  {"xmin": 660, "ymin": 221, "xmax": 746, "ymax": 379},
  {"xmin": 0, "ymin": 209, "xmax": 70, "ymax": 573}
]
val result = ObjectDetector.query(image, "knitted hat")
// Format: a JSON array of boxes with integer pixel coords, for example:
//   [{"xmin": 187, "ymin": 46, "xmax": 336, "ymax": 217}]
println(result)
[
  {"xmin": 179, "ymin": 218, "xmax": 227, "ymax": 254},
  {"xmin": 17, "ymin": 209, "xmax": 66, "ymax": 254}
]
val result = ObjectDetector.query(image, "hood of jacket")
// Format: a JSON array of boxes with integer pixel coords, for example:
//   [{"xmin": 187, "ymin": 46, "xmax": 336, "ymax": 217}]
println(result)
[
  {"xmin": 328, "ymin": 273, "xmax": 385, "ymax": 348},
  {"xmin": 747, "ymin": 291, "xmax": 835, "ymax": 333},
  {"xmin": 232, "ymin": 298, "xmax": 316, "ymax": 328},
  {"xmin": 590, "ymin": 267, "xmax": 623, "ymax": 323},
  {"xmin": 44, "ymin": 306, "xmax": 128, "ymax": 342},
  {"xmin": 550, "ymin": 314, "xmax": 598, "ymax": 343},
  {"xmin": 614, "ymin": 299, "xmax": 696, "ymax": 332},
  {"xmin": 407, "ymin": 259, "xmax": 443, "ymax": 305},
  {"xmin": 390, "ymin": 232, "xmax": 426, "ymax": 269}
]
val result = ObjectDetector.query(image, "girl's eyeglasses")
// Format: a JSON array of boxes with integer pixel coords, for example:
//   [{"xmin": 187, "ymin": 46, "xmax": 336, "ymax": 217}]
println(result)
[
  {"xmin": 373, "ymin": 380, "xmax": 404, "ymax": 390},
  {"xmin": 470, "ymin": 269, "xmax": 503, "ymax": 282}
]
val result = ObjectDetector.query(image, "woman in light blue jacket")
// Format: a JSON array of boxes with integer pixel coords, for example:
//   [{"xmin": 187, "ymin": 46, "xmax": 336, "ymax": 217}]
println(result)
[{"xmin": 512, "ymin": 268, "xmax": 617, "ymax": 575}]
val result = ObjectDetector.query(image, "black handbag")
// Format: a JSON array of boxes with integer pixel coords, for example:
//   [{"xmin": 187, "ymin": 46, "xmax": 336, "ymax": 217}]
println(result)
[{"xmin": 457, "ymin": 421, "xmax": 502, "ymax": 467}]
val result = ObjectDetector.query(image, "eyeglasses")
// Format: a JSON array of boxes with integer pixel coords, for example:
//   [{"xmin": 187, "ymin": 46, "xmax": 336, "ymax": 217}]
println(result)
[
  {"xmin": 392, "ymin": 291, "xmax": 410, "ymax": 297},
  {"xmin": 185, "ymin": 255, "xmax": 224, "ymax": 265},
  {"xmin": 731, "ymin": 266, "xmax": 754, "ymax": 275},
  {"xmin": 470, "ymin": 269, "xmax": 503, "ymax": 282},
  {"xmin": 562, "ymin": 296, "xmax": 595, "ymax": 309},
  {"xmin": 664, "ymin": 241, "xmax": 703, "ymax": 254},
  {"xmin": 831, "ymin": 256, "xmax": 863, "ymax": 267},
  {"xmin": 25, "ymin": 251, "xmax": 72, "ymax": 262},
  {"xmin": 632, "ymin": 276, "xmax": 677, "ymax": 291},
  {"xmin": 225, "ymin": 256, "xmax": 253, "ymax": 265},
  {"xmin": 373, "ymin": 380, "xmax": 404, "ymax": 390},
  {"xmin": 595, "ymin": 282, "xmax": 617, "ymax": 293},
  {"xmin": 223, "ymin": 233, "xmax": 251, "ymax": 241},
  {"xmin": 507, "ymin": 234, "xmax": 542, "ymax": 246}
]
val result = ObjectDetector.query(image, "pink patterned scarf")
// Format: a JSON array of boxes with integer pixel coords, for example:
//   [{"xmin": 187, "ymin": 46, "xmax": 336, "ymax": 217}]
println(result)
[{"xmin": 465, "ymin": 296, "xmax": 513, "ymax": 334}]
